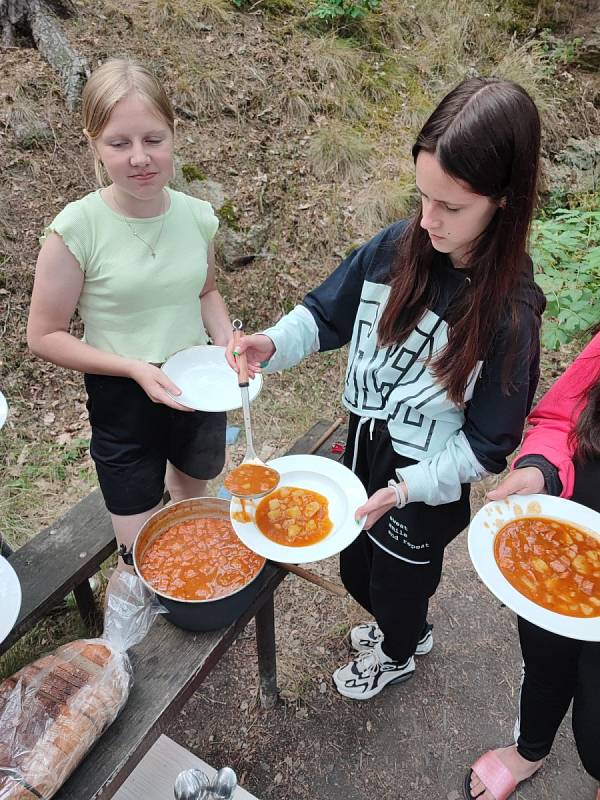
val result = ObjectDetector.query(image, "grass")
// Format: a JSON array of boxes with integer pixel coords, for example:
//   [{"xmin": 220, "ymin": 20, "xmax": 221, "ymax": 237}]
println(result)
[
  {"xmin": 148, "ymin": 0, "xmax": 233, "ymax": 27},
  {"xmin": 308, "ymin": 122, "xmax": 373, "ymax": 181},
  {"xmin": 0, "ymin": 598, "xmax": 105, "ymax": 681},
  {"xmin": 306, "ymin": 35, "xmax": 363, "ymax": 85},
  {"xmin": 354, "ymin": 173, "xmax": 416, "ymax": 234},
  {"xmin": 174, "ymin": 66, "xmax": 232, "ymax": 119},
  {"xmin": 0, "ymin": 411, "xmax": 95, "ymax": 550}
]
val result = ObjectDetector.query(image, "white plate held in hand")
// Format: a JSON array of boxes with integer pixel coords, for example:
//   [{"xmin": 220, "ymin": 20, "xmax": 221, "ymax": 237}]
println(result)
[
  {"xmin": 230, "ymin": 454, "xmax": 368, "ymax": 564},
  {"xmin": 468, "ymin": 494, "xmax": 600, "ymax": 641},
  {"xmin": 161, "ymin": 345, "xmax": 263, "ymax": 412},
  {"xmin": 0, "ymin": 556, "xmax": 22, "ymax": 645},
  {"xmin": 0, "ymin": 390, "xmax": 8, "ymax": 430}
]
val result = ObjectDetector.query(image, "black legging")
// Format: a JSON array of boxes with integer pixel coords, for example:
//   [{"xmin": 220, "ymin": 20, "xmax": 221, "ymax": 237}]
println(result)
[
  {"xmin": 516, "ymin": 616, "xmax": 600, "ymax": 779},
  {"xmin": 515, "ymin": 457, "xmax": 600, "ymax": 781}
]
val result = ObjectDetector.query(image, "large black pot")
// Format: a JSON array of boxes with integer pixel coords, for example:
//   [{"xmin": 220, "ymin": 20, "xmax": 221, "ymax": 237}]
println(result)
[{"xmin": 122, "ymin": 497, "xmax": 266, "ymax": 632}]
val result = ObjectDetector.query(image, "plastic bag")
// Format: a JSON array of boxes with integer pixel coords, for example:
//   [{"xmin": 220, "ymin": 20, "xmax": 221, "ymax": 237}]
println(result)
[{"xmin": 0, "ymin": 572, "xmax": 161, "ymax": 799}]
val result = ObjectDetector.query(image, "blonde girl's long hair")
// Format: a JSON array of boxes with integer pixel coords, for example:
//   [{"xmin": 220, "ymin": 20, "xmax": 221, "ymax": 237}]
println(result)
[{"xmin": 82, "ymin": 59, "xmax": 175, "ymax": 186}]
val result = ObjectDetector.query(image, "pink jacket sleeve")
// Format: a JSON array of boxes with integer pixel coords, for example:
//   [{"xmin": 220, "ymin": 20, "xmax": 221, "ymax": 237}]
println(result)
[{"xmin": 513, "ymin": 332, "xmax": 600, "ymax": 497}]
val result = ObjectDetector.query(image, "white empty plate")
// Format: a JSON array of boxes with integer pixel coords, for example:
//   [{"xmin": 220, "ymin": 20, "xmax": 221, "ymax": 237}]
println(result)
[
  {"xmin": 0, "ymin": 390, "xmax": 7, "ymax": 430},
  {"xmin": 230, "ymin": 454, "xmax": 368, "ymax": 564},
  {"xmin": 468, "ymin": 494, "xmax": 600, "ymax": 641},
  {"xmin": 0, "ymin": 556, "xmax": 21, "ymax": 645},
  {"xmin": 161, "ymin": 345, "xmax": 262, "ymax": 412}
]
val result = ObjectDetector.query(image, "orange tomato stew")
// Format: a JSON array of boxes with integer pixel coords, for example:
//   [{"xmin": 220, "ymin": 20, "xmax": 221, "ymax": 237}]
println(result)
[
  {"xmin": 224, "ymin": 463, "xmax": 279, "ymax": 496},
  {"xmin": 494, "ymin": 516, "xmax": 600, "ymax": 618},
  {"xmin": 140, "ymin": 518, "xmax": 264, "ymax": 601},
  {"xmin": 255, "ymin": 486, "xmax": 333, "ymax": 547}
]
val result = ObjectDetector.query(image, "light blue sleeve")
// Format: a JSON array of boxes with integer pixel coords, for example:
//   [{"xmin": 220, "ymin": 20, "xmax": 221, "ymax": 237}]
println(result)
[
  {"xmin": 396, "ymin": 430, "xmax": 490, "ymax": 505},
  {"xmin": 262, "ymin": 305, "xmax": 320, "ymax": 372}
]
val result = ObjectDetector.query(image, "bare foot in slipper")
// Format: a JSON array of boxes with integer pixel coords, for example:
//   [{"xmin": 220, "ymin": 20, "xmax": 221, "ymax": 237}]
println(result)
[{"xmin": 466, "ymin": 745, "xmax": 543, "ymax": 800}]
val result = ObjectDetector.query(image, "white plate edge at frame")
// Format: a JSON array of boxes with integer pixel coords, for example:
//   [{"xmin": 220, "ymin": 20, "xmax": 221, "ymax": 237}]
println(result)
[{"xmin": 0, "ymin": 556, "xmax": 22, "ymax": 645}]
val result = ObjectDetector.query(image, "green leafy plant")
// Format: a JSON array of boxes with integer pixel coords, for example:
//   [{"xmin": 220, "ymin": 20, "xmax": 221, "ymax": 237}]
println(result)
[
  {"xmin": 539, "ymin": 29, "xmax": 583, "ymax": 65},
  {"xmin": 309, "ymin": 0, "xmax": 380, "ymax": 24},
  {"xmin": 530, "ymin": 207, "xmax": 600, "ymax": 349}
]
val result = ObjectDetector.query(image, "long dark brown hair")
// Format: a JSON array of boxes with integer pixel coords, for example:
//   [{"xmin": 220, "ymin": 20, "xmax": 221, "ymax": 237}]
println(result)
[
  {"xmin": 378, "ymin": 77, "xmax": 541, "ymax": 404},
  {"xmin": 573, "ymin": 327, "xmax": 600, "ymax": 462}
]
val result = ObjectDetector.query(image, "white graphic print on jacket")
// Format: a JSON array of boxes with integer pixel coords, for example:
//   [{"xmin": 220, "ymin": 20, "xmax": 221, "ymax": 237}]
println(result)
[{"xmin": 343, "ymin": 281, "xmax": 482, "ymax": 461}]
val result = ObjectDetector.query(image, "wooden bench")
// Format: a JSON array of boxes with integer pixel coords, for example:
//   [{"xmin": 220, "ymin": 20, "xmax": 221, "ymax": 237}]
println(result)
[{"xmin": 2, "ymin": 418, "xmax": 347, "ymax": 800}]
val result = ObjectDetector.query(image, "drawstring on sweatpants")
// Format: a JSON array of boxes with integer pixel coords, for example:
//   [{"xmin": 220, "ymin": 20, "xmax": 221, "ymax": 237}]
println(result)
[{"xmin": 351, "ymin": 416, "xmax": 376, "ymax": 473}]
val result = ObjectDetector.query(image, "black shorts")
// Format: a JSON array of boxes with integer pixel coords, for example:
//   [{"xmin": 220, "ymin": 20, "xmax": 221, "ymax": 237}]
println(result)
[{"xmin": 84, "ymin": 373, "xmax": 226, "ymax": 516}]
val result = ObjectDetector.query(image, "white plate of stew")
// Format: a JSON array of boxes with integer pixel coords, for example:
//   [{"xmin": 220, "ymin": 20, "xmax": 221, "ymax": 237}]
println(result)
[
  {"xmin": 468, "ymin": 494, "xmax": 600, "ymax": 641},
  {"xmin": 229, "ymin": 454, "xmax": 368, "ymax": 564}
]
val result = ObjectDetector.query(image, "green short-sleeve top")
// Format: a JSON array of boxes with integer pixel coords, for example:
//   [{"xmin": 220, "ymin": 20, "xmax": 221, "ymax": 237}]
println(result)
[{"xmin": 42, "ymin": 188, "xmax": 218, "ymax": 363}]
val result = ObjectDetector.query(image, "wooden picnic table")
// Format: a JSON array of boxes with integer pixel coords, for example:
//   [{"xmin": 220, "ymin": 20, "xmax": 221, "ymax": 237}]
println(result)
[{"xmin": 3, "ymin": 418, "xmax": 348, "ymax": 800}]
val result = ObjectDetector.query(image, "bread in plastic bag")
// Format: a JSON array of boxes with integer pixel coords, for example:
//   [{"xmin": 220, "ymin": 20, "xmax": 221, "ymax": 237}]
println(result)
[{"xmin": 0, "ymin": 572, "xmax": 160, "ymax": 799}]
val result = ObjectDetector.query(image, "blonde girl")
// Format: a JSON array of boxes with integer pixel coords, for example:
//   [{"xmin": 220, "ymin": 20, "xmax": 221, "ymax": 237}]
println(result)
[{"xmin": 27, "ymin": 59, "xmax": 232, "ymax": 557}]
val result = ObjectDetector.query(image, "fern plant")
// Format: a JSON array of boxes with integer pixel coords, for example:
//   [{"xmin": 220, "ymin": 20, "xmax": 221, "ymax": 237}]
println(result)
[{"xmin": 530, "ymin": 207, "xmax": 600, "ymax": 349}]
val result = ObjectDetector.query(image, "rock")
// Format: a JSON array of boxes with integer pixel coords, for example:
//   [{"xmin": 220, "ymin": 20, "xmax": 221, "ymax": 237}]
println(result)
[
  {"xmin": 186, "ymin": 178, "xmax": 227, "ymax": 211},
  {"xmin": 542, "ymin": 136, "xmax": 600, "ymax": 195},
  {"xmin": 557, "ymin": 136, "xmax": 600, "ymax": 171},
  {"xmin": 170, "ymin": 162, "xmax": 268, "ymax": 269},
  {"xmin": 171, "ymin": 161, "xmax": 227, "ymax": 210},
  {"xmin": 574, "ymin": 30, "xmax": 600, "ymax": 70},
  {"xmin": 12, "ymin": 119, "xmax": 54, "ymax": 149},
  {"xmin": 215, "ymin": 222, "xmax": 270, "ymax": 271}
]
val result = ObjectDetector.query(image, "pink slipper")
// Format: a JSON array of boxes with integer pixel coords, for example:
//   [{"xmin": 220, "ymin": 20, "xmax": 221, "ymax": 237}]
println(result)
[{"xmin": 463, "ymin": 751, "xmax": 517, "ymax": 800}]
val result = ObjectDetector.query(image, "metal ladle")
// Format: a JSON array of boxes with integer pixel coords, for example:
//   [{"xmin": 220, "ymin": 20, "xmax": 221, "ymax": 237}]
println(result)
[
  {"xmin": 174, "ymin": 768, "xmax": 211, "ymax": 800},
  {"xmin": 226, "ymin": 319, "xmax": 280, "ymax": 500}
]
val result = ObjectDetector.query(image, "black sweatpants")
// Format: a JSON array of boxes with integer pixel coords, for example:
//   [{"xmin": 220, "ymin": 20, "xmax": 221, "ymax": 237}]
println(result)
[
  {"xmin": 515, "ymin": 457, "xmax": 600, "ymax": 780},
  {"xmin": 340, "ymin": 413, "xmax": 471, "ymax": 664}
]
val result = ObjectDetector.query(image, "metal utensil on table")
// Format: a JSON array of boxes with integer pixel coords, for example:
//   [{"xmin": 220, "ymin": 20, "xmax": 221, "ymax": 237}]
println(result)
[
  {"xmin": 210, "ymin": 767, "xmax": 238, "ymax": 799},
  {"xmin": 229, "ymin": 319, "xmax": 279, "ymax": 500},
  {"xmin": 174, "ymin": 768, "xmax": 211, "ymax": 800}
]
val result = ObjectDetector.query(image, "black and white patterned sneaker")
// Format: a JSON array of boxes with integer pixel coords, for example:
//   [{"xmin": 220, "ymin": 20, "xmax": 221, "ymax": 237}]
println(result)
[
  {"xmin": 350, "ymin": 621, "xmax": 433, "ymax": 656},
  {"xmin": 333, "ymin": 643, "xmax": 415, "ymax": 700}
]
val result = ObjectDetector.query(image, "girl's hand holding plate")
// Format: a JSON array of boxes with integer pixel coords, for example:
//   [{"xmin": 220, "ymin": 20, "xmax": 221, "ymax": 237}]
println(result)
[
  {"xmin": 487, "ymin": 466, "xmax": 546, "ymax": 500},
  {"xmin": 356, "ymin": 486, "xmax": 402, "ymax": 529},
  {"xmin": 129, "ymin": 361, "xmax": 193, "ymax": 411}
]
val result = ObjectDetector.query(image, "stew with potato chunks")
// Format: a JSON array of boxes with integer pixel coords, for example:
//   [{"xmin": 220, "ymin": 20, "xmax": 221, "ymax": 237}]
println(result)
[
  {"xmin": 255, "ymin": 486, "xmax": 333, "ymax": 546},
  {"xmin": 224, "ymin": 463, "xmax": 279, "ymax": 496},
  {"xmin": 494, "ymin": 517, "xmax": 600, "ymax": 617}
]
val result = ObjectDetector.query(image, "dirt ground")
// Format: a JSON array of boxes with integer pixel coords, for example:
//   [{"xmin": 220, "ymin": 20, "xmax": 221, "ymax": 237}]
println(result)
[{"xmin": 167, "ymin": 475, "xmax": 597, "ymax": 800}]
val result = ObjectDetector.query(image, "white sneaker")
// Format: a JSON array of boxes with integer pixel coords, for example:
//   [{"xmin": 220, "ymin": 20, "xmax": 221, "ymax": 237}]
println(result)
[
  {"xmin": 332, "ymin": 643, "xmax": 415, "ymax": 700},
  {"xmin": 350, "ymin": 621, "xmax": 433, "ymax": 656}
]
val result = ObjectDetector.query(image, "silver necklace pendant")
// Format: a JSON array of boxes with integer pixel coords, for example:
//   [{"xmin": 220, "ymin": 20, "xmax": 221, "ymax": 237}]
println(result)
[
  {"xmin": 130, "ymin": 226, "xmax": 156, "ymax": 257},
  {"xmin": 112, "ymin": 188, "xmax": 166, "ymax": 259}
]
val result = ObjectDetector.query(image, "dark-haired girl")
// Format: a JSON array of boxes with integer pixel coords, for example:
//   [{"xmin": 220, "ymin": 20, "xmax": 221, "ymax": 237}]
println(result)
[
  {"xmin": 227, "ymin": 77, "xmax": 546, "ymax": 700},
  {"xmin": 465, "ymin": 331, "xmax": 600, "ymax": 800}
]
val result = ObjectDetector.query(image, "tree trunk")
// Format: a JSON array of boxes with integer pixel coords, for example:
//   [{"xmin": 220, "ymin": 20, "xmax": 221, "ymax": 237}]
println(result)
[
  {"xmin": 27, "ymin": 0, "xmax": 88, "ymax": 110},
  {"xmin": 1, "ymin": 17, "xmax": 16, "ymax": 45},
  {"xmin": 0, "ymin": 0, "xmax": 88, "ymax": 110}
]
